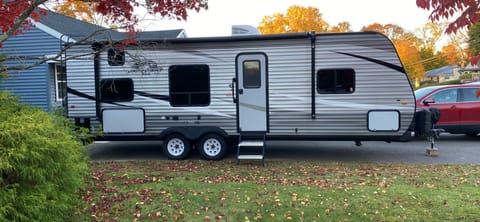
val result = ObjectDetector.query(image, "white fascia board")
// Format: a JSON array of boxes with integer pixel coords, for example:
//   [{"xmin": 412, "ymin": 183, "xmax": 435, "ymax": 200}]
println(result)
[{"xmin": 31, "ymin": 19, "xmax": 77, "ymax": 43}]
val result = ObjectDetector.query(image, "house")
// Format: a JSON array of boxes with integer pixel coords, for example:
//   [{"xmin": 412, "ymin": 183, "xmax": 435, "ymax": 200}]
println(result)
[
  {"xmin": 0, "ymin": 10, "xmax": 185, "ymax": 111},
  {"xmin": 459, "ymin": 62, "xmax": 480, "ymax": 83},
  {"xmin": 422, "ymin": 65, "xmax": 461, "ymax": 84}
]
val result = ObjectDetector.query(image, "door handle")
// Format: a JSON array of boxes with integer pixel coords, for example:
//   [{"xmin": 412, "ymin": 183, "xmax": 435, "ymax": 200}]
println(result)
[
  {"xmin": 231, "ymin": 78, "xmax": 237, "ymax": 103},
  {"xmin": 450, "ymin": 105, "xmax": 456, "ymax": 109},
  {"xmin": 239, "ymin": 89, "xmax": 244, "ymax": 94}
]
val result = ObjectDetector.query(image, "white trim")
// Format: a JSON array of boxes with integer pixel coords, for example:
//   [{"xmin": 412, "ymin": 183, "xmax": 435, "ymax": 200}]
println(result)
[{"xmin": 31, "ymin": 19, "xmax": 76, "ymax": 43}]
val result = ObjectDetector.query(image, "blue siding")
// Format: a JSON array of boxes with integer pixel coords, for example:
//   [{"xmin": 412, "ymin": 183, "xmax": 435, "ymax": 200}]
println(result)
[{"xmin": 1, "ymin": 27, "xmax": 62, "ymax": 111}]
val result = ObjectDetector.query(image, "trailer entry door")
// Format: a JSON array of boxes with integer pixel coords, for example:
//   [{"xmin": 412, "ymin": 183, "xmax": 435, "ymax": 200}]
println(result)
[{"xmin": 236, "ymin": 53, "xmax": 268, "ymax": 132}]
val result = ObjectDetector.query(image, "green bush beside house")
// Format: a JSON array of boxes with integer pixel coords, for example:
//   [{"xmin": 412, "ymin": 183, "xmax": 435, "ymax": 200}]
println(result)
[{"xmin": 0, "ymin": 92, "xmax": 89, "ymax": 221}]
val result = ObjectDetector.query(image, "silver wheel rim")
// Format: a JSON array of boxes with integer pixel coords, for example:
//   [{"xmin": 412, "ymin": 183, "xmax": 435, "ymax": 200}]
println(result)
[
  {"xmin": 167, "ymin": 138, "xmax": 185, "ymax": 156},
  {"xmin": 203, "ymin": 138, "xmax": 222, "ymax": 157}
]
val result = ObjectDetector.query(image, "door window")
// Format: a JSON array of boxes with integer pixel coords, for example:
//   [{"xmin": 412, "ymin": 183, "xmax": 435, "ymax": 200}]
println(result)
[
  {"xmin": 430, "ymin": 88, "xmax": 458, "ymax": 103},
  {"xmin": 243, "ymin": 60, "xmax": 261, "ymax": 88}
]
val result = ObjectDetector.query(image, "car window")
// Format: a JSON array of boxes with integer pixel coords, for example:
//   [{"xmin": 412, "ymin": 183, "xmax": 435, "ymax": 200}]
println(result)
[
  {"xmin": 415, "ymin": 87, "xmax": 439, "ymax": 100},
  {"xmin": 460, "ymin": 88, "xmax": 480, "ymax": 102},
  {"xmin": 429, "ymin": 88, "xmax": 458, "ymax": 103}
]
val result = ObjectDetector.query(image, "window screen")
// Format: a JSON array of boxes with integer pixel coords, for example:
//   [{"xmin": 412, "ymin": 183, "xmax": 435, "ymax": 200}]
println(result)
[
  {"xmin": 243, "ymin": 60, "xmax": 261, "ymax": 88},
  {"xmin": 169, "ymin": 65, "xmax": 210, "ymax": 106},
  {"xmin": 317, "ymin": 68, "xmax": 355, "ymax": 94},
  {"xmin": 100, "ymin": 78, "xmax": 134, "ymax": 102}
]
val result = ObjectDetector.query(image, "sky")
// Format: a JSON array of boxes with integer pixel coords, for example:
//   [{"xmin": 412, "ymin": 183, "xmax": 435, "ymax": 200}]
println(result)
[{"xmin": 139, "ymin": 0, "xmax": 434, "ymax": 37}]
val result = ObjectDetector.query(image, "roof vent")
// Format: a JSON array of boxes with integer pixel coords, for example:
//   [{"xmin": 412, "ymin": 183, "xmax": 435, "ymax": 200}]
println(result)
[{"xmin": 232, "ymin": 25, "xmax": 260, "ymax": 35}]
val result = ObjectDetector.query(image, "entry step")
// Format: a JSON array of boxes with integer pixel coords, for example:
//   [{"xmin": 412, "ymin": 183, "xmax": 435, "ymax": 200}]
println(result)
[
  {"xmin": 237, "ymin": 154, "xmax": 264, "ymax": 160},
  {"xmin": 238, "ymin": 141, "xmax": 264, "ymax": 147}
]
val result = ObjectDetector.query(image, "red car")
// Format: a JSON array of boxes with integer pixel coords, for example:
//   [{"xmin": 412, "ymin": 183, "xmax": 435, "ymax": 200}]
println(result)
[{"xmin": 415, "ymin": 83, "xmax": 480, "ymax": 136}]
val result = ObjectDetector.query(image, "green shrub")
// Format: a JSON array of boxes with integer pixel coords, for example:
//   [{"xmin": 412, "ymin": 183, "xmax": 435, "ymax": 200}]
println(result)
[{"xmin": 0, "ymin": 92, "xmax": 88, "ymax": 221}]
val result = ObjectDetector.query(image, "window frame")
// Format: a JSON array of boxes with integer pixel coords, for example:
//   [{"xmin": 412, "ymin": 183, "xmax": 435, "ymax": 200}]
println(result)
[
  {"xmin": 316, "ymin": 68, "xmax": 355, "ymax": 94},
  {"xmin": 168, "ymin": 64, "xmax": 211, "ymax": 107},
  {"xmin": 242, "ymin": 60, "xmax": 261, "ymax": 89},
  {"xmin": 107, "ymin": 48, "xmax": 125, "ymax": 66},
  {"xmin": 54, "ymin": 63, "xmax": 67, "ymax": 102},
  {"xmin": 99, "ymin": 78, "xmax": 134, "ymax": 102}
]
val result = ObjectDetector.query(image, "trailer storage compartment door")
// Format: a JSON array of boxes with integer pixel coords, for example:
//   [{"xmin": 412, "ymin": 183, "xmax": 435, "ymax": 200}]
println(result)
[{"xmin": 102, "ymin": 108, "xmax": 145, "ymax": 133}]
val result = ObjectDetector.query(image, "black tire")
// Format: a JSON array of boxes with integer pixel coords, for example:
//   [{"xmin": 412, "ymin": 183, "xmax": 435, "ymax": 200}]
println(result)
[
  {"xmin": 198, "ymin": 134, "xmax": 227, "ymax": 160},
  {"xmin": 466, "ymin": 132, "xmax": 479, "ymax": 137},
  {"xmin": 163, "ymin": 134, "xmax": 191, "ymax": 160}
]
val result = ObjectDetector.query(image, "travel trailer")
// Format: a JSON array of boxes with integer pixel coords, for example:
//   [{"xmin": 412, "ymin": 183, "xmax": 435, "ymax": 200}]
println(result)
[{"xmin": 65, "ymin": 31, "xmax": 423, "ymax": 161}]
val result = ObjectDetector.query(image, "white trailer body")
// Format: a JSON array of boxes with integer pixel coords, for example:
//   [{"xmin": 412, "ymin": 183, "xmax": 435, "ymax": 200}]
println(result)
[{"xmin": 66, "ymin": 32, "xmax": 417, "ymax": 160}]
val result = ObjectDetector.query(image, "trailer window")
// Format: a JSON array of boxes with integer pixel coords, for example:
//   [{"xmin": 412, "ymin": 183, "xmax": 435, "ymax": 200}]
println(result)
[
  {"xmin": 100, "ymin": 78, "xmax": 134, "ymax": 102},
  {"xmin": 317, "ymin": 68, "xmax": 355, "ymax": 94},
  {"xmin": 169, "ymin": 65, "xmax": 210, "ymax": 106},
  {"xmin": 108, "ymin": 48, "xmax": 125, "ymax": 66},
  {"xmin": 243, "ymin": 60, "xmax": 261, "ymax": 88}
]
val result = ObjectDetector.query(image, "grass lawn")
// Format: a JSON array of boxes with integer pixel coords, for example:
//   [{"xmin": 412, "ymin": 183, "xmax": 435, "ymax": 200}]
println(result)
[{"xmin": 77, "ymin": 160, "xmax": 480, "ymax": 221}]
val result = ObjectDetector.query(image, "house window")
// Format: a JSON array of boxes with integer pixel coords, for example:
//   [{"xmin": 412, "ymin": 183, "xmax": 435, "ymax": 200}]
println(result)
[
  {"xmin": 317, "ymin": 68, "xmax": 355, "ymax": 94},
  {"xmin": 100, "ymin": 78, "xmax": 134, "ymax": 102},
  {"xmin": 243, "ymin": 60, "xmax": 261, "ymax": 88},
  {"xmin": 54, "ymin": 64, "xmax": 67, "ymax": 101},
  {"xmin": 168, "ymin": 65, "xmax": 210, "ymax": 106}
]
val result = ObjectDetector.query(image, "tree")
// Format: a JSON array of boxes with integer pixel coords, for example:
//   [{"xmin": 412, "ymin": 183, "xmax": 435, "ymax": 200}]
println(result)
[
  {"xmin": 468, "ymin": 22, "xmax": 480, "ymax": 56},
  {"xmin": 53, "ymin": 0, "xmax": 96, "ymax": 22},
  {"xmin": 329, "ymin": 22, "xmax": 352, "ymax": 33},
  {"xmin": 395, "ymin": 39, "xmax": 425, "ymax": 87},
  {"xmin": 416, "ymin": 0, "xmax": 480, "ymax": 33},
  {"xmin": 361, "ymin": 23, "xmax": 415, "ymax": 42},
  {"xmin": 1, "ymin": 0, "xmax": 208, "ymax": 46},
  {"xmin": 441, "ymin": 43, "xmax": 464, "ymax": 65},
  {"xmin": 0, "ymin": 0, "xmax": 208, "ymax": 73},
  {"xmin": 258, "ymin": 5, "xmax": 345, "ymax": 34},
  {"xmin": 362, "ymin": 23, "xmax": 425, "ymax": 86}
]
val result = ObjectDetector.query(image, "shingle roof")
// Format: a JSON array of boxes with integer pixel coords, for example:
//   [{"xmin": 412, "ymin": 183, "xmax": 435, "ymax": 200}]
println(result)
[
  {"xmin": 425, "ymin": 65, "xmax": 460, "ymax": 76},
  {"xmin": 38, "ymin": 10, "xmax": 185, "ymax": 42}
]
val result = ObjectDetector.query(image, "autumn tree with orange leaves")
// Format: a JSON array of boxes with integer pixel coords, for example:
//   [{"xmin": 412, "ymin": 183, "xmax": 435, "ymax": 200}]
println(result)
[
  {"xmin": 257, "ymin": 5, "xmax": 351, "ymax": 34},
  {"xmin": 53, "ymin": 0, "xmax": 96, "ymax": 22},
  {"xmin": 361, "ymin": 23, "xmax": 425, "ymax": 86}
]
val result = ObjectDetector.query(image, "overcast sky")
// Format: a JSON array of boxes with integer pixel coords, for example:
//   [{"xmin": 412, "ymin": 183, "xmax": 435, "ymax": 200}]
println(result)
[{"xmin": 139, "ymin": 0, "xmax": 434, "ymax": 37}]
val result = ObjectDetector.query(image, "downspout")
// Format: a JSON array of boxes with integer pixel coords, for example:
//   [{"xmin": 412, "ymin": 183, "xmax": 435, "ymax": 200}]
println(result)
[{"xmin": 309, "ymin": 32, "xmax": 316, "ymax": 119}]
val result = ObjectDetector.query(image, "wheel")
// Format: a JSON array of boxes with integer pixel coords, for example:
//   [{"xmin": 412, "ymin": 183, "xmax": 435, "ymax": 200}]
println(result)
[
  {"xmin": 466, "ymin": 132, "xmax": 479, "ymax": 137},
  {"xmin": 163, "ymin": 134, "xmax": 191, "ymax": 160},
  {"xmin": 198, "ymin": 134, "xmax": 227, "ymax": 160}
]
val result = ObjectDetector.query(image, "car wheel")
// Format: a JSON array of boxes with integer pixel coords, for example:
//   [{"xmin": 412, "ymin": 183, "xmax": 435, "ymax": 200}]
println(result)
[
  {"xmin": 198, "ymin": 134, "xmax": 227, "ymax": 160},
  {"xmin": 163, "ymin": 134, "xmax": 191, "ymax": 160}
]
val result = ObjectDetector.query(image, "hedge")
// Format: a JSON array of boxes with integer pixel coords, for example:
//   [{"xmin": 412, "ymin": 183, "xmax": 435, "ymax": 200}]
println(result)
[{"xmin": 0, "ymin": 92, "xmax": 88, "ymax": 221}]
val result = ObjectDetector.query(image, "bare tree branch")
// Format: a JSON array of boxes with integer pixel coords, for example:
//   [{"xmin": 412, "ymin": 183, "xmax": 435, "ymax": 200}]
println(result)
[{"xmin": 1, "ymin": 29, "xmax": 117, "ymax": 72}]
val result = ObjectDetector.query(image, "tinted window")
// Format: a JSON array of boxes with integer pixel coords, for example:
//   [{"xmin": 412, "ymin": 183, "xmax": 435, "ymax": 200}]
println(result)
[
  {"xmin": 430, "ymin": 88, "xmax": 458, "ymax": 103},
  {"xmin": 243, "ymin": 60, "xmax": 261, "ymax": 88},
  {"xmin": 169, "ymin": 65, "xmax": 210, "ymax": 106},
  {"xmin": 317, "ymin": 68, "xmax": 355, "ymax": 94},
  {"xmin": 108, "ymin": 48, "xmax": 125, "ymax": 66},
  {"xmin": 460, "ymin": 88, "xmax": 480, "ymax": 102},
  {"xmin": 100, "ymin": 78, "xmax": 134, "ymax": 102}
]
